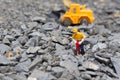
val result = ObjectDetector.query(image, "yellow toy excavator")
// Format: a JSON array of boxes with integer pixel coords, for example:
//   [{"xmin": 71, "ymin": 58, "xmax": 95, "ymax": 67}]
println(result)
[{"xmin": 62, "ymin": 0, "xmax": 95, "ymax": 26}]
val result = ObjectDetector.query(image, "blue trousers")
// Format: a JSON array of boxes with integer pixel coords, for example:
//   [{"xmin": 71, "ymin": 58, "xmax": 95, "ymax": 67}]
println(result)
[{"xmin": 80, "ymin": 42, "xmax": 85, "ymax": 54}]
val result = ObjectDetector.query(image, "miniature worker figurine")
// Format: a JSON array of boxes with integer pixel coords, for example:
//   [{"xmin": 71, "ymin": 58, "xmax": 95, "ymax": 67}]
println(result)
[
  {"xmin": 72, "ymin": 28, "xmax": 86, "ymax": 55},
  {"xmin": 72, "ymin": 39, "xmax": 80, "ymax": 55}
]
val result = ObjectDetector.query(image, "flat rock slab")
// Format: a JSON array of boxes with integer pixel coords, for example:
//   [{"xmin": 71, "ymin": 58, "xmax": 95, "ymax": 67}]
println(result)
[
  {"xmin": 94, "ymin": 54, "xmax": 110, "ymax": 64},
  {"xmin": 42, "ymin": 22, "xmax": 59, "ymax": 31},
  {"xmin": 0, "ymin": 56, "xmax": 16, "ymax": 65},
  {"xmin": 31, "ymin": 16, "xmax": 46, "ymax": 23},
  {"xmin": 28, "ymin": 56, "xmax": 42, "ymax": 70},
  {"xmin": 26, "ymin": 46, "xmax": 40, "ymax": 54},
  {"xmin": 14, "ymin": 59, "xmax": 31, "ymax": 72},
  {"xmin": 60, "ymin": 60, "xmax": 80, "ymax": 77},
  {"xmin": 92, "ymin": 42, "xmax": 107, "ymax": 52},
  {"xmin": 8, "ymin": 74, "xmax": 27, "ymax": 80},
  {"xmin": 0, "ymin": 44, "xmax": 11, "ymax": 54},
  {"xmin": 83, "ymin": 61, "xmax": 99, "ymax": 71},
  {"xmin": 110, "ymin": 57, "xmax": 120, "ymax": 79},
  {"xmin": 28, "ymin": 69, "xmax": 56, "ymax": 80}
]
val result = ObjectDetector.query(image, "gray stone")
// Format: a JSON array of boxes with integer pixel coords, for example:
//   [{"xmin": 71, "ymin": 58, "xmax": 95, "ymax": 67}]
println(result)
[
  {"xmin": 94, "ymin": 76, "xmax": 101, "ymax": 80},
  {"xmin": 115, "ymin": 52, "xmax": 120, "ymax": 57},
  {"xmin": 28, "ymin": 69, "xmax": 56, "ymax": 80},
  {"xmin": 43, "ymin": 53, "xmax": 53, "ymax": 62},
  {"xmin": 109, "ymin": 39, "xmax": 120, "ymax": 52},
  {"xmin": 28, "ymin": 56, "xmax": 43, "ymax": 70},
  {"xmin": 81, "ymin": 71, "xmax": 102, "ymax": 76},
  {"xmin": 0, "ymin": 66, "xmax": 11, "ymax": 73},
  {"xmin": 111, "ymin": 57, "xmax": 120, "ymax": 79},
  {"xmin": 86, "ymin": 36, "xmax": 98, "ymax": 45},
  {"xmin": 58, "ymin": 78, "xmax": 68, "ymax": 80},
  {"xmin": 38, "ymin": 49, "xmax": 47, "ymax": 54},
  {"xmin": 21, "ymin": 24, "xmax": 27, "ymax": 31},
  {"xmin": 51, "ymin": 36, "xmax": 57, "ymax": 42},
  {"xmin": 59, "ymin": 37, "xmax": 69, "ymax": 45},
  {"xmin": 61, "ymin": 31, "xmax": 72, "ymax": 36},
  {"xmin": 96, "ymin": 52, "xmax": 113, "ymax": 59},
  {"xmin": 13, "ymin": 46, "xmax": 24, "ymax": 54},
  {"xmin": 19, "ymin": 72, "xmax": 29, "ymax": 78},
  {"xmin": 52, "ymin": 67, "xmax": 64, "ymax": 73},
  {"xmin": 11, "ymin": 40, "xmax": 22, "ymax": 48},
  {"xmin": 41, "ymin": 36, "xmax": 51, "ymax": 41},
  {"xmin": 108, "ymin": 33, "xmax": 120, "ymax": 41},
  {"xmin": 55, "ymin": 43, "xmax": 65, "ymax": 56},
  {"xmin": 0, "ymin": 56, "xmax": 16, "ymax": 65},
  {"xmin": 14, "ymin": 59, "xmax": 31, "ymax": 72},
  {"xmin": 27, "ymin": 22, "xmax": 38, "ymax": 29},
  {"xmin": 42, "ymin": 22, "xmax": 59, "ymax": 31},
  {"xmin": 43, "ymin": 62, "xmax": 48, "ymax": 67},
  {"xmin": 18, "ymin": 36, "xmax": 28, "ymax": 45},
  {"xmin": 0, "ymin": 73, "xmax": 5, "ymax": 79},
  {"xmin": 51, "ymin": 30, "xmax": 69, "ymax": 45},
  {"xmin": 20, "ymin": 53, "xmax": 29, "ymax": 62},
  {"xmin": 46, "ymin": 65, "xmax": 52, "ymax": 71},
  {"xmin": 101, "ymin": 74, "xmax": 113, "ymax": 80},
  {"xmin": 96, "ymin": 25, "xmax": 111, "ymax": 35},
  {"xmin": 25, "ymin": 36, "xmax": 40, "ymax": 47},
  {"xmin": 31, "ymin": 16, "xmax": 46, "ymax": 23},
  {"xmin": 26, "ymin": 46, "xmax": 40, "ymax": 54},
  {"xmin": 81, "ymin": 73, "xmax": 92, "ymax": 80},
  {"xmin": 51, "ymin": 61, "xmax": 60, "ymax": 67},
  {"xmin": 11, "ymin": 29, "xmax": 22, "ymax": 37},
  {"xmin": 97, "ymin": 35, "xmax": 107, "ymax": 42},
  {"xmin": 60, "ymin": 70, "xmax": 76, "ymax": 80},
  {"xmin": 4, "ymin": 35, "xmax": 14, "ymax": 41},
  {"xmin": 60, "ymin": 54, "xmax": 78, "ymax": 64},
  {"xmin": 29, "ymin": 32, "xmax": 42, "ymax": 37},
  {"xmin": 0, "ymin": 44, "xmax": 11, "ymax": 54},
  {"xmin": 95, "ymin": 54, "xmax": 110, "ymax": 64},
  {"xmin": 8, "ymin": 74, "xmax": 27, "ymax": 80},
  {"xmin": 51, "ymin": 30, "xmax": 62, "ymax": 37},
  {"xmin": 2, "ymin": 76, "xmax": 14, "ymax": 80},
  {"xmin": 100, "ymin": 67, "xmax": 118, "ymax": 78},
  {"xmin": 92, "ymin": 42, "xmax": 107, "ymax": 52},
  {"xmin": 78, "ymin": 66, "xmax": 86, "ymax": 71},
  {"xmin": 60, "ymin": 60, "xmax": 80, "ymax": 77},
  {"xmin": 52, "ymin": 67, "xmax": 64, "ymax": 78},
  {"xmin": 3, "ymin": 38, "xmax": 11, "ymax": 45},
  {"xmin": 83, "ymin": 61, "xmax": 99, "ymax": 71}
]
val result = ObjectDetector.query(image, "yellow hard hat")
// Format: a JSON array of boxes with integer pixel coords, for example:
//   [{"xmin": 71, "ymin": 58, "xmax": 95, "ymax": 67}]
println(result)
[{"xmin": 72, "ymin": 28, "xmax": 78, "ymax": 32}]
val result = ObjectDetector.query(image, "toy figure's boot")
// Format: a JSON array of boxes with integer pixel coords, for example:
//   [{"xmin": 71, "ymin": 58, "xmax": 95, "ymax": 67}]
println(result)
[{"xmin": 76, "ymin": 51, "xmax": 81, "ymax": 55}]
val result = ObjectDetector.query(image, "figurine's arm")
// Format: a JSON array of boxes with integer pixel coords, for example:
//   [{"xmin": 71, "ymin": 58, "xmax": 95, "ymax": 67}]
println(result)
[
  {"xmin": 79, "ymin": 33, "xmax": 86, "ymax": 44},
  {"xmin": 72, "ymin": 38, "xmax": 77, "ymax": 43}
]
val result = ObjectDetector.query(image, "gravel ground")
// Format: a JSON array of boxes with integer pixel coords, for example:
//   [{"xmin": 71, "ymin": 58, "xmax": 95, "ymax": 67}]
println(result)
[{"xmin": 0, "ymin": 0, "xmax": 120, "ymax": 80}]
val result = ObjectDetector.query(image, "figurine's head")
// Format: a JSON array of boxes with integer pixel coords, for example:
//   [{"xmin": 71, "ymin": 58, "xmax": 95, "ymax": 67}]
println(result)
[{"xmin": 72, "ymin": 28, "xmax": 78, "ymax": 34}]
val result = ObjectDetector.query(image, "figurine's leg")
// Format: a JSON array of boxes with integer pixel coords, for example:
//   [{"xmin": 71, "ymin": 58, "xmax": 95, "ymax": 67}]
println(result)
[
  {"xmin": 80, "ymin": 43, "xmax": 85, "ymax": 55},
  {"xmin": 76, "ymin": 51, "xmax": 79, "ymax": 55}
]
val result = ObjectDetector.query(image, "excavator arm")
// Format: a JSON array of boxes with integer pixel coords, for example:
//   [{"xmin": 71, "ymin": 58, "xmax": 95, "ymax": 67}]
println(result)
[{"xmin": 63, "ymin": 0, "xmax": 75, "ymax": 8}]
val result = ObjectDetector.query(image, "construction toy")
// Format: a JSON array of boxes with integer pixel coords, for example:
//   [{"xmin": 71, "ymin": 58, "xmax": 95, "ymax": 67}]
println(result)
[
  {"xmin": 72, "ymin": 28, "xmax": 86, "ymax": 55},
  {"xmin": 61, "ymin": 4, "xmax": 95, "ymax": 26}
]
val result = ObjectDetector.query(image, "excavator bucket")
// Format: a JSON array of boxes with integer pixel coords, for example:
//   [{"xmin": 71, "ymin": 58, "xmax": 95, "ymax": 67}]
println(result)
[{"xmin": 46, "ymin": 9, "xmax": 65, "ymax": 20}]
